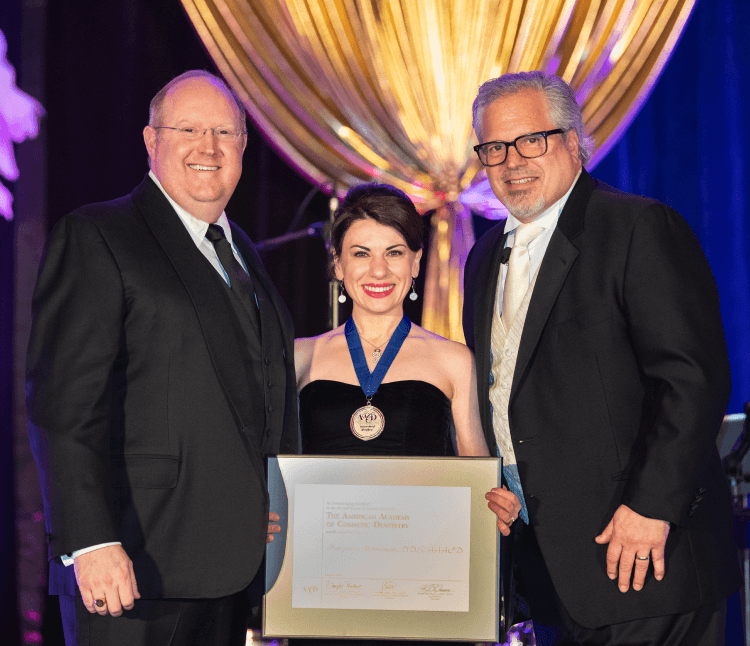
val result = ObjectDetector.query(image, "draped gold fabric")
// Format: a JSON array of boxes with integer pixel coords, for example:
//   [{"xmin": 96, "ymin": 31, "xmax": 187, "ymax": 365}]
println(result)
[{"xmin": 182, "ymin": 0, "xmax": 695, "ymax": 339}]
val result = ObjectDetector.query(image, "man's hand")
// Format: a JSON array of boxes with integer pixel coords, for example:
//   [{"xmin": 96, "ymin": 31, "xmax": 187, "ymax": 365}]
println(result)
[
  {"xmin": 485, "ymin": 486, "xmax": 522, "ymax": 536},
  {"xmin": 594, "ymin": 504, "xmax": 670, "ymax": 592},
  {"xmin": 267, "ymin": 512, "xmax": 281, "ymax": 543},
  {"xmin": 74, "ymin": 545, "xmax": 140, "ymax": 616}
]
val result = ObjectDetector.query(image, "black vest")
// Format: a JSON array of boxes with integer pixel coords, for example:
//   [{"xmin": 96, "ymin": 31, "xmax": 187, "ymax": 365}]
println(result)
[{"xmin": 210, "ymin": 259, "xmax": 287, "ymax": 456}]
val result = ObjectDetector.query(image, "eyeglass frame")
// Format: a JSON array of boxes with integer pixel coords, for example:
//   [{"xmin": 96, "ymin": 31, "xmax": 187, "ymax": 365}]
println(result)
[
  {"xmin": 473, "ymin": 128, "xmax": 566, "ymax": 167},
  {"xmin": 152, "ymin": 125, "xmax": 248, "ymax": 141}
]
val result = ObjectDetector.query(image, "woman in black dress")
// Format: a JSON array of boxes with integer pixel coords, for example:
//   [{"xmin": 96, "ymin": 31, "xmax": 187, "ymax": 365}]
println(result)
[{"xmin": 287, "ymin": 184, "xmax": 520, "ymax": 645}]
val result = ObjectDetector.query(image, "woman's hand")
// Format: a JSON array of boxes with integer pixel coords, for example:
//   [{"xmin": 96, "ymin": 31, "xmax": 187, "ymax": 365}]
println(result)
[
  {"xmin": 267, "ymin": 512, "xmax": 281, "ymax": 543},
  {"xmin": 486, "ymin": 486, "xmax": 522, "ymax": 536}
]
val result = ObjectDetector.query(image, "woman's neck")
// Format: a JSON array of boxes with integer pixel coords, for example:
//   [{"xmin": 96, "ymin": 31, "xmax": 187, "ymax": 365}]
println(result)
[{"xmin": 350, "ymin": 308, "xmax": 405, "ymax": 348}]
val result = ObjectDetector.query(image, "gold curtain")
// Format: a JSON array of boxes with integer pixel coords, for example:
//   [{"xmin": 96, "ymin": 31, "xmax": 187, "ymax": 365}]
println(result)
[{"xmin": 181, "ymin": 0, "xmax": 695, "ymax": 339}]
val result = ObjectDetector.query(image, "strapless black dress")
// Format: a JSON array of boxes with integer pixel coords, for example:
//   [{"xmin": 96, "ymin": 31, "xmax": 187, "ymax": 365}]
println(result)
[
  {"xmin": 289, "ymin": 379, "xmax": 471, "ymax": 646},
  {"xmin": 300, "ymin": 380, "xmax": 455, "ymax": 457}
]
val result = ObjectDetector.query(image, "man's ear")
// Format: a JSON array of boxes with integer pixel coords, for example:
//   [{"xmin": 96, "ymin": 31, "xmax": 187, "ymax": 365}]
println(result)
[
  {"xmin": 565, "ymin": 129, "xmax": 580, "ymax": 162},
  {"xmin": 143, "ymin": 126, "xmax": 157, "ymax": 161}
]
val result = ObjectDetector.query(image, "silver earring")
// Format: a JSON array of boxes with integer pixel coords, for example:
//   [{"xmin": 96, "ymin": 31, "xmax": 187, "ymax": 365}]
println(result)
[
  {"xmin": 338, "ymin": 282, "xmax": 347, "ymax": 303},
  {"xmin": 409, "ymin": 279, "xmax": 418, "ymax": 301}
]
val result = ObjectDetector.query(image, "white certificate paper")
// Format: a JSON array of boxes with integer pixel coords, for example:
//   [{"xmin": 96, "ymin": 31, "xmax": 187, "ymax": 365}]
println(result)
[{"xmin": 292, "ymin": 484, "xmax": 471, "ymax": 612}]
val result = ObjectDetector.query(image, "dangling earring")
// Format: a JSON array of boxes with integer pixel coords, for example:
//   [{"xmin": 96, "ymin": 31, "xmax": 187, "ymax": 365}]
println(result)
[
  {"xmin": 338, "ymin": 281, "xmax": 347, "ymax": 303},
  {"xmin": 409, "ymin": 279, "xmax": 418, "ymax": 301}
]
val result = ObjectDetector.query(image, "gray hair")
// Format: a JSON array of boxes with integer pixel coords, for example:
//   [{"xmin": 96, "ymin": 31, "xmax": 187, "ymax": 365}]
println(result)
[
  {"xmin": 148, "ymin": 69, "xmax": 246, "ymax": 129},
  {"xmin": 472, "ymin": 71, "xmax": 592, "ymax": 165}
]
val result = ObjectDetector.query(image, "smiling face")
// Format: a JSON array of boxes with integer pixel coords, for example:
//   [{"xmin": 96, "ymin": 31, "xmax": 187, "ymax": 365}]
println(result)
[
  {"xmin": 143, "ymin": 77, "xmax": 246, "ymax": 223},
  {"xmin": 481, "ymin": 89, "xmax": 581, "ymax": 223},
  {"xmin": 334, "ymin": 218, "xmax": 422, "ymax": 316}
]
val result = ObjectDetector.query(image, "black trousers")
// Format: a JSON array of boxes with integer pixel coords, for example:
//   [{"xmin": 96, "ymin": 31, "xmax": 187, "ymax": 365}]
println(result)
[
  {"xmin": 514, "ymin": 522, "xmax": 728, "ymax": 646},
  {"xmin": 59, "ymin": 590, "xmax": 251, "ymax": 646}
]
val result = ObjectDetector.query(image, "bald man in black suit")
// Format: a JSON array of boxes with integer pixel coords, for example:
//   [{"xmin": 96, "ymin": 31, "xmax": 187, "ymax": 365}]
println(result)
[{"xmin": 27, "ymin": 70, "xmax": 298, "ymax": 645}]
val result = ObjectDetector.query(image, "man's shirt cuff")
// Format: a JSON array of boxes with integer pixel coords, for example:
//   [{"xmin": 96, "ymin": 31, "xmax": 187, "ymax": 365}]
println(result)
[{"xmin": 61, "ymin": 542, "xmax": 122, "ymax": 567}]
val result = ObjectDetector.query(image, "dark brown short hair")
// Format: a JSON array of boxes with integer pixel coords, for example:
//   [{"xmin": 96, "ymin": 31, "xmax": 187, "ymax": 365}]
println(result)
[{"xmin": 331, "ymin": 184, "xmax": 424, "ymax": 268}]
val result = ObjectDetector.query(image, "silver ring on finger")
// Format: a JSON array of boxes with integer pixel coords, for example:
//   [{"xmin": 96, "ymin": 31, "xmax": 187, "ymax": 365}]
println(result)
[
  {"xmin": 635, "ymin": 555, "xmax": 650, "ymax": 561},
  {"xmin": 509, "ymin": 516, "xmax": 515, "ymax": 524},
  {"xmin": 95, "ymin": 599, "xmax": 106, "ymax": 608}
]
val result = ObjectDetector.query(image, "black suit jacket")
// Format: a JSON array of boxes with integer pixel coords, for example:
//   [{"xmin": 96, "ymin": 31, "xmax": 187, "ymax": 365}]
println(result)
[
  {"xmin": 27, "ymin": 175, "xmax": 298, "ymax": 599},
  {"xmin": 463, "ymin": 170, "xmax": 740, "ymax": 628}
]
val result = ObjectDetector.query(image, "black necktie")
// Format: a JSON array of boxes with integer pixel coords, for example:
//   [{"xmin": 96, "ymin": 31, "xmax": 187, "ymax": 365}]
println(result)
[{"xmin": 205, "ymin": 224, "xmax": 261, "ymax": 333}]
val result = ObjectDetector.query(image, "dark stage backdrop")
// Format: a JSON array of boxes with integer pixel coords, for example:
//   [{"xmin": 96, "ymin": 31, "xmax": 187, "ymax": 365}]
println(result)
[{"xmin": 1, "ymin": 3, "xmax": 22, "ymax": 645}]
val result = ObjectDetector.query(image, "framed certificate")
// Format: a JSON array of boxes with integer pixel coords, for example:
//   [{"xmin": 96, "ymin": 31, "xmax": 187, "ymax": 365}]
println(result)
[{"xmin": 264, "ymin": 455, "xmax": 501, "ymax": 642}]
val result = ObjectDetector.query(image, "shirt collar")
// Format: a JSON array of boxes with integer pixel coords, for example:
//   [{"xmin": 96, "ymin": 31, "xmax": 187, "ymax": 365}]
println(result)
[
  {"xmin": 503, "ymin": 169, "xmax": 582, "ymax": 235},
  {"xmin": 148, "ymin": 170, "xmax": 232, "ymax": 246}
]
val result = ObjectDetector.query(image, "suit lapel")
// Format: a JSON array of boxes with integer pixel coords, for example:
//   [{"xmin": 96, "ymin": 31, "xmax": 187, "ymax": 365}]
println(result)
[
  {"xmin": 511, "ymin": 171, "xmax": 595, "ymax": 396},
  {"xmin": 131, "ymin": 176, "xmax": 257, "ymax": 433}
]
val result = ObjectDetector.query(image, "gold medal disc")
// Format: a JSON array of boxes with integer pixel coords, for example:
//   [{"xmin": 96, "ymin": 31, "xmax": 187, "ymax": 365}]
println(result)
[{"xmin": 350, "ymin": 404, "xmax": 385, "ymax": 441}]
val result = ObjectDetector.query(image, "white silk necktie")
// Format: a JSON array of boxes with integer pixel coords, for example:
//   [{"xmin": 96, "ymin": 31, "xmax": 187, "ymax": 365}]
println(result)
[{"xmin": 501, "ymin": 224, "xmax": 543, "ymax": 329}]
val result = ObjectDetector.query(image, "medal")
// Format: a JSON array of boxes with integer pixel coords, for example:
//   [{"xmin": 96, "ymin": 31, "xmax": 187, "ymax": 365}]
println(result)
[
  {"xmin": 345, "ymin": 314, "xmax": 412, "ymax": 441},
  {"xmin": 350, "ymin": 401, "xmax": 385, "ymax": 440}
]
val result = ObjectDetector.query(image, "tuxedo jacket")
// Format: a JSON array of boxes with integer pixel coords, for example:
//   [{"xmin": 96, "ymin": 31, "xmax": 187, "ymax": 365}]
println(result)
[
  {"xmin": 463, "ymin": 170, "xmax": 740, "ymax": 628},
  {"xmin": 27, "ymin": 175, "xmax": 299, "ymax": 599}
]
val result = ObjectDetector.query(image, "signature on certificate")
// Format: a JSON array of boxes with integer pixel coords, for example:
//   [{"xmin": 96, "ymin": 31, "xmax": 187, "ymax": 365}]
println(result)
[
  {"xmin": 402, "ymin": 545, "xmax": 464, "ymax": 554},
  {"xmin": 419, "ymin": 583, "xmax": 452, "ymax": 594},
  {"xmin": 326, "ymin": 581, "xmax": 363, "ymax": 590}
]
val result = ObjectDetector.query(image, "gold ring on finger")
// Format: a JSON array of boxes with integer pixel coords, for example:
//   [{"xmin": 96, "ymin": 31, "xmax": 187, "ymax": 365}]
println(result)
[{"xmin": 635, "ymin": 555, "xmax": 649, "ymax": 561}]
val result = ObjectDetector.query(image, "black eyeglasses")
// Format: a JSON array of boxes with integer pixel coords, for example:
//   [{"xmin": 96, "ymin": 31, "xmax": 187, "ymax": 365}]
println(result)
[
  {"xmin": 153, "ymin": 126, "xmax": 247, "ymax": 142},
  {"xmin": 474, "ymin": 129, "xmax": 566, "ymax": 166}
]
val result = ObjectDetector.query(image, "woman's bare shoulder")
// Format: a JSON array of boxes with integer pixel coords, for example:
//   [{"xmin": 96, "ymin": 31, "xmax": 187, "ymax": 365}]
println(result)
[
  {"xmin": 295, "ymin": 326, "xmax": 342, "ymax": 347},
  {"xmin": 294, "ymin": 327, "xmax": 346, "ymax": 387},
  {"xmin": 294, "ymin": 336, "xmax": 315, "ymax": 359},
  {"xmin": 409, "ymin": 324, "xmax": 473, "ymax": 360},
  {"xmin": 294, "ymin": 337, "xmax": 314, "ymax": 386},
  {"xmin": 409, "ymin": 324, "xmax": 474, "ymax": 388}
]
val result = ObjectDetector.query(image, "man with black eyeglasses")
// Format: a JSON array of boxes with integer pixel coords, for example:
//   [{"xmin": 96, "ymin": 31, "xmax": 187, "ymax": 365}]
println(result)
[
  {"xmin": 27, "ymin": 70, "xmax": 298, "ymax": 645},
  {"xmin": 463, "ymin": 71, "xmax": 739, "ymax": 645}
]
